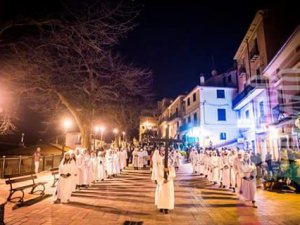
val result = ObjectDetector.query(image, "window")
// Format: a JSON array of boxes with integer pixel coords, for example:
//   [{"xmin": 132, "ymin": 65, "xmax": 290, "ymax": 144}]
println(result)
[
  {"xmin": 237, "ymin": 110, "xmax": 241, "ymax": 119},
  {"xmin": 220, "ymin": 132, "xmax": 226, "ymax": 140},
  {"xmin": 245, "ymin": 110, "xmax": 250, "ymax": 119},
  {"xmin": 193, "ymin": 93, "xmax": 196, "ymax": 102},
  {"xmin": 188, "ymin": 116, "xmax": 191, "ymax": 123},
  {"xmin": 217, "ymin": 109, "xmax": 226, "ymax": 121},
  {"xmin": 228, "ymin": 75, "xmax": 232, "ymax": 82},
  {"xmin": 187, "ymin": 98, "xmax": 190, "ymax": 106},
  {"xmin": 217, "ymin": 90, "xmax": 225, "ymax": 99},
  {"xmin": 256, "ymin": 68, "xmax": 260, "ymax": 75},
  {"xmin": 175, "ymin": 107, "xmax": 178, "ymax": 116},
  {"xmin": 176, "ymin": 121, "xmax": 179, "ymax": 128},
  {"xmin": 259, "ymin": 101, "xmax": 264, "ymax": 117},
  {"xmin": 193, "ymin": 112, "xmax": 197, "ymax": 122}
]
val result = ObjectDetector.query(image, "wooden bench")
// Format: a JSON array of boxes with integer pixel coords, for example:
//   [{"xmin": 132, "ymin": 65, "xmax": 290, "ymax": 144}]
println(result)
[
  {"xmin": 50, "ymin": 168, "xmax": 59, "ymax": 187},
  {"xmin": 4, "ymin": 172, "xmax": 47, "ymax": 203}
]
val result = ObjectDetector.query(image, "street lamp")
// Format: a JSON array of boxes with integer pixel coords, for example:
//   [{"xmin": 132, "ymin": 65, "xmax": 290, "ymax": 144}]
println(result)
[
  {"xmin": 100, "ymin": 126, "xmax": 105, "ymax": 147},
  {"xmin": 62, "ymin": 119, "xmax": 72, "ymax": 156},
  {"xmin": 122, "ymin": 131, "xmax": 126, "ymax": 142},
  {"xmin": 113, "ymin": 128, "xmax": 119, "ymax": 147}
]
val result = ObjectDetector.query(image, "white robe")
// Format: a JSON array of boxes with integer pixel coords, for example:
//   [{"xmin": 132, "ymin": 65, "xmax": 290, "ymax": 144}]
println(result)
[
  {"xmin": 138, "ymin": 151, "xmax": 144, "ymax": 168},
  {"xmin": 240, "ymin": 161, "xmax": 256, "ymax": 201},
  {"xmin": 233, "ymin": 157, "xmax": 243, "ymax": 193},
  {"xmin": 75, "ymin": 154, "xmax": 84, "ymax": 186},
  {"xmin": 228, "ymin": 154, "xmax": 236, "ymax": 187},
  {"xmin": 197, "ymin": 153, "xmax": 205, "ymax": 174},
  {"xmin": 174, "ymin": 151, "xmax": 181, "ymax": 169},
  {"xmin": 83, "ymin": 154, "xmax": 93, "ymax": 185},
  {"xmin": 151, "ymin": 150, "xmax": 161, "ymax": 181},
  {"xmin": 91, "ymin": 156, "xmax": 98, "ymax": 182},
  {"xmin": 143, "ymin": 150, "xmax": 149, "ymax": 166},
  {"xmin": 106, "ymin": 152, "xmax": 114, "ymax": 176},
  {"xmin": 221, "ymin": 156, "xmax": 230, "ymax": 188},
  {"xmin": 210, "ymin": 156, "xmax": 219, "ymax": 182},
  {"xmin": 132, "ymin": 150, "xmax": 139, "ymax": 167},
  {"xmin": 97, "ymin": 155, "xmax": 106, "ymax": 181},
  {"xmin": 56, "ymin": 160, "xmax": 76, "ymax": 203},
  {"xmin": 156, "ymin": 165, "xmax": 176, "ymax": 210}
]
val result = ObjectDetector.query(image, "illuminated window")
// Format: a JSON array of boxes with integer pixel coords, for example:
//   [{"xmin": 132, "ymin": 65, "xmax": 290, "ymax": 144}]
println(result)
[
  {"xmin": 220, "ymin": 132, "xmax": 226, "ymax": 140},
  {"xmin": 245, "ymin": 110, "xmax": 249, "ymax": 119},
  {"xmin": 217, "ymin": 109, "xmax": 226, "ymax": 121},
  {"xmin": 193, "ymin": 112, "xmax": 197, "ymax": 122}
]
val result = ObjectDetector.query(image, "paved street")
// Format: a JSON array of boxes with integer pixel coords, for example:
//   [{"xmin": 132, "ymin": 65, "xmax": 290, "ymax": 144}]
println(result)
[{"xmin": 2, "ymin": 163, "xmax": 300, "ymax": 225}]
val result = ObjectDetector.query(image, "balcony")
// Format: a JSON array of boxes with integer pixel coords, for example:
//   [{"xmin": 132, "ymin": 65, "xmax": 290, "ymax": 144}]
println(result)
[{"xmin": 232, "ymin": 75, "xmax": 268, "ymax": 110}]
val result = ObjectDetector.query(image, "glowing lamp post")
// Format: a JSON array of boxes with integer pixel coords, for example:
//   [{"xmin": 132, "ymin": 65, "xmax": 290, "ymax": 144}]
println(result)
[
  {"xmin": 100, "ymin": 126, "xmax": 105, "ymax": 147},
  {"xmin": 113, "ymin": 128, "xmax": 119, "ymax": 147}
]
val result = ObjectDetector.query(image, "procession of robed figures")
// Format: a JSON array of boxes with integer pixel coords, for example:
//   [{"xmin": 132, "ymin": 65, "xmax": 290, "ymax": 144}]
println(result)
[{"xmin": 52, "ymin": 144, "xmax": 258, "ymax": 214}]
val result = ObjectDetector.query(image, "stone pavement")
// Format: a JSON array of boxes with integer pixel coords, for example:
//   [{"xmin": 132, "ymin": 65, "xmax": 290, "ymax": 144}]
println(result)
[{"xmin": 2, "ymin": 163, "xmax": 300, "ymax": 225}]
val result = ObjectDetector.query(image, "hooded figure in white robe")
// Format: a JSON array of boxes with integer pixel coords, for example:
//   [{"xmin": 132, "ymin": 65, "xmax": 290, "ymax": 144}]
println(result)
[
  {"xmin": 82, "ymin": 150, "xmax": 93, "ymax": 186},
  {"xmin": 97, "ymin": 151, "xmax": 106, "ymax": 181},
  {"xmin": 142, "ymin": 149, "xmax": 149, "ymax": 167},
  {"xmin": 75, "ymin": 149, "xmax": 84, "ymax": 188},
  {"xmin": 91, "ymin": 151, "xmax": 98, "ymax": 183},
  {"xmin": 69, "ymin": 150, "xmax": 78, "ymax": 191},
  {"xmin": 54, "ymin": 152, "xmax": 76, "ymax": 203},
  {"xmin": 138, "ymin": 150, "xmax": 145, "ymax": 168},
  {"xmin": 105, "ymin": 149, "xmax": 114, "ymax": 177},
  {"xmin": 174, "ymin": 150, "xmax": 181, "ymax": 171},
  {"xmin": 210, "ymin": 151, "xmax": 219, "ymax": 183},
  {"xmin": 132, "ymin": 148, "xmax": 139, "ymax": 169},
  {"xmin": 156, "ymin": 161, "xmax": 176, "ymax": 214},
  {"xmin": 234, "ymin": 151, "xmax": 244, "ymax": 194},
  {"xmin": 228, "ymin": 149, "xmax": 237, "ymax": 189},
  {"xmin": 151, "ymin": 149, "xmax": 161, "ymax": 181},
  {"xmin": 190, "ymin": 149, "xmax": 198, "ymax": 173},
  {"xmin": 220, "ymin": 151, "xmax": 230, "ymax": 188},
  {"xmin": 240, "ymin": 153, "xmax": 257, "ymax": 208}
]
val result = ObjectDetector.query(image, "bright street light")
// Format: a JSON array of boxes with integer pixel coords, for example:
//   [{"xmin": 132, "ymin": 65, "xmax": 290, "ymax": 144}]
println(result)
[
  {"xmin": 113, "ymin": 128, "xmax": 119, "ymax": 134},
  {"xmin": 63, "ymin": 119, "xmax": 72, "ymax": 131}
]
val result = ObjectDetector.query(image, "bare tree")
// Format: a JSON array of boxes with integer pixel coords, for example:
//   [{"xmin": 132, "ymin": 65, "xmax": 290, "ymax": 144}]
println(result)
[{"xmin": 0, "ymin": 1, "xmax": 153, "ymax": 147}]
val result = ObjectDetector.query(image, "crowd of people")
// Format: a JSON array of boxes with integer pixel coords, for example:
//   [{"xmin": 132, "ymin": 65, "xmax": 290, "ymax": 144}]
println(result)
[
  {"xmin": 54, "ymin": 147, "xmax": 129, "ymax": 203},
  {"xmin": 52, "ymin": 143, "xmax": 259, "ymax": 211},
  {"xmin": 189, "ymin": 148, "xmax": 258, "ymax": 208}
]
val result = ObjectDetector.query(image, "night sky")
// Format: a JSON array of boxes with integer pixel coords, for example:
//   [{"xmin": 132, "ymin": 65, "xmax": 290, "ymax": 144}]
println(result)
[
  {"xmin": 0, "ymin": 0, "xmax": 279, "ymax": 99},
  {"xmin": 0, "ymin": 0, "xmax": 292, "ymax": 147}
]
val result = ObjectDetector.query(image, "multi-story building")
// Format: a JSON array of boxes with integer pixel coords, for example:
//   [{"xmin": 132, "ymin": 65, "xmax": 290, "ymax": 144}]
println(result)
[
  {"xmin": 232, "ymin": 9, "xmax": 299, "ymax": 159},
  {"xmin": 264, "ymin": 26, "xmax": 300, "ymax": 157},
  {"xmin": 180, "ymin": 86, "xmax": 201, "ymax": 143},
  {"xmin": 157, "ymin": 96, "xmax": 185, "ymax": 139},
  {"xmin": 166, "ymin": 95, "xmax": 185, "ymax": 139},
  {"xmin": 179, "ymin": 83, "xmax": 238, "ymax": 147}
]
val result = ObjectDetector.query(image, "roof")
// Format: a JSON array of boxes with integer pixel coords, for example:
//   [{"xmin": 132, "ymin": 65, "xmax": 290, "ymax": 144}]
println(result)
[
  {"xmin": 183, "ymin": 86, "xmax": 200, "ymax": 100},
  {"xmin": 233, "ymin": 10, "xmax": 264, "ymax": 60}
]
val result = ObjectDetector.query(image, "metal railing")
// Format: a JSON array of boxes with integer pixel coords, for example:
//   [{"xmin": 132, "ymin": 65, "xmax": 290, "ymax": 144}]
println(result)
[{"xmin": 0, "ymin": 154, "xmax": 62, "ymax": 178}]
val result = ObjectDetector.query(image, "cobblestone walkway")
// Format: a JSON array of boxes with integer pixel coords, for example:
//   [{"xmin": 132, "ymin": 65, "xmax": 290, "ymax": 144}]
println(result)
[{"xmin": 3, "ymin": 164, "xmax": 300, "ymax": 225}]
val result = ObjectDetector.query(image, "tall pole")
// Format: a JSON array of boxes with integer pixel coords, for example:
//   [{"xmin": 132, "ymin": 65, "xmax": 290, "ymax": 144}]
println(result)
[{"xmin": 164, "ymin": 124, "xmax": 170, "ymax": 180}]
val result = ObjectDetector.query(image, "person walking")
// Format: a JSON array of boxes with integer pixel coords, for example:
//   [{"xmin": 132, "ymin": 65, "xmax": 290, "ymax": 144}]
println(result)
[{"xmin": 33, "ymin": 147, "xmax": 42, "ymax": 174}]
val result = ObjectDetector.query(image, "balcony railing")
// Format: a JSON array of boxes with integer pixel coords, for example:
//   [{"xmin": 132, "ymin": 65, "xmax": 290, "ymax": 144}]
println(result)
[{"xmin": 232, "ymin": 75, "xmax": 268, "ymax": 109}]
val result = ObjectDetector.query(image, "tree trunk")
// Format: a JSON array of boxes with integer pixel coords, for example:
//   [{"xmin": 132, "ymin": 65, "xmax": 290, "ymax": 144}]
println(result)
[{"xmin": 80, "ymin": 123, "xmax": 91, "ymax": 150}]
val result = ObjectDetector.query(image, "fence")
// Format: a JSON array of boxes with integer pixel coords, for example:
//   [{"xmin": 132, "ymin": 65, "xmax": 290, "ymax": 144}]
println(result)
[{"xmin": 0, "ymin": 154, "xmax": 62, "ymax": 178}]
